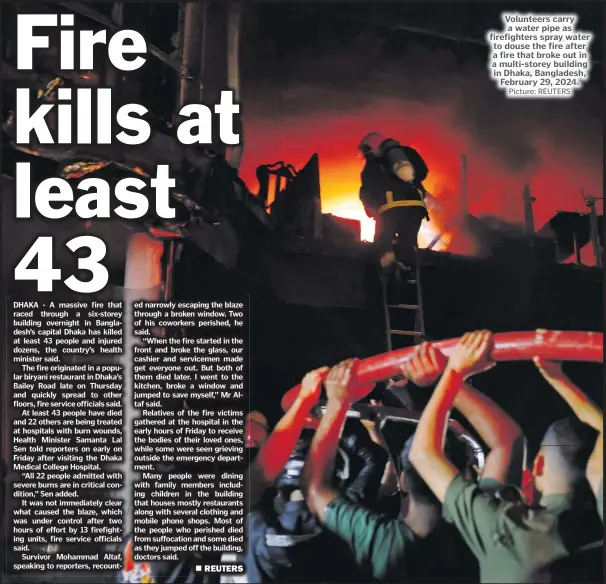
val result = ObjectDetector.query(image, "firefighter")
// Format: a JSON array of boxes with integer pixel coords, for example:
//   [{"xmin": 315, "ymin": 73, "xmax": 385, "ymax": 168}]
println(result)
[{"xmin": 358, "ymin": 133, "xmax": 430, "ymax": 268}]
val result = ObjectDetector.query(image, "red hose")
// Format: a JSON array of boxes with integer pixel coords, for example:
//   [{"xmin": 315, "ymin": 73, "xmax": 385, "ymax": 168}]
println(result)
[{"xmin": 281, "ymin": 330, "xmax": 603, "ymax": 412}]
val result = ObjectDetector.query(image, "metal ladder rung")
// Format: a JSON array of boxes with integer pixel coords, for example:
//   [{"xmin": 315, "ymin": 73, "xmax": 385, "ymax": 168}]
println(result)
[
  {"xmin": 390, "ymin": 329, "xmax": 423, "ymax": 336},
  {"xmin": 388, "ymin": 304, "xmax": 420, "ymax": 310}
]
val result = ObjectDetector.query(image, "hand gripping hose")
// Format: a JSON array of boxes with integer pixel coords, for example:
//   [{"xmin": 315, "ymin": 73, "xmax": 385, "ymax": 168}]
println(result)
[{"xmin": 281, "ymin": 330, "xmax": 603, "ymax": 413}]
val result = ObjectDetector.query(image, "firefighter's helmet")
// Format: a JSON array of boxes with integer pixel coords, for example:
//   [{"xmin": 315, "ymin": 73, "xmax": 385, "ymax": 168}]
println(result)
[{"xmin": 358, "ymin": 132, "xmax": 389, "ymax": 157}]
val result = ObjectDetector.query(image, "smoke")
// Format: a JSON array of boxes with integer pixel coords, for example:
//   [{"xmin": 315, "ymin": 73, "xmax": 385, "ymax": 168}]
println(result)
[{"xmin": 238, "ymin": 8, "xmax": 602, "ymax": 256}]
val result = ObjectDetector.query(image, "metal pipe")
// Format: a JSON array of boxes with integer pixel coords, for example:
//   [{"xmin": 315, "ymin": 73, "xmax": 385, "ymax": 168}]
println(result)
[
  {"xmin": 226, "ymin": 2, "xmax": 244, "ymax": 171},
  {"xmin": 179, "ymin": 3, "xmax": 206, "ymax": 109},
  {"xmin": 379, "ymin": 416, "xmax": 485, "ymax": 470},
  {"xmin": 460, "ymin": 154, "xmax": 468, "ymax": 217},
  {"xmin": 164, "ymin": 241, "xmax": 176, "ymax": 301},
  {"xmin": 227, "ymin": 3, "xmax": 242, "ymax": 102},
  {"xmin": 312, "ymin": 402, "xmax": 486, "ymax": 469},
  {"xmin": 312, "ymin": 402, "xmax": 418, "ymax": 421},
  {"xmin": 172, "ymin": 2, "xmax": 186, "ymax": 125},
  {"xmin": 522, "ymin": 183, "xmax": 536, "ymax": 235},
  {"xmin": 281, "ymin": 330, "xmax": 603, "ymax": 412},
  {"xmin": 585, "ymin": 196, "xmax": 603, "ymax": 268}
]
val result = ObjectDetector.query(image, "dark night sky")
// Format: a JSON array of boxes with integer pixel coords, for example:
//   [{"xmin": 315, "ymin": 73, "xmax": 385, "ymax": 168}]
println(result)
[{"xmin": 243, "ymin": 3, "xmax": 602, "ymax": 89}]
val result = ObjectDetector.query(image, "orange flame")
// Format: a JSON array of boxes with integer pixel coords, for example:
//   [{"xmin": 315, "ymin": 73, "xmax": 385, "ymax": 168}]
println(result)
[{"xmin": 239, "ymin": 99, "xmax": 601, "ymax": 261}]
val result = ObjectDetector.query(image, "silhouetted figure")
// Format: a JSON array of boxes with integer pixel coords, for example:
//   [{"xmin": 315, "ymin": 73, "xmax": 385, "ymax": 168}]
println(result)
[{"xmin": 358, "ymin": 133, "xmax": 429, "ymax": 268}]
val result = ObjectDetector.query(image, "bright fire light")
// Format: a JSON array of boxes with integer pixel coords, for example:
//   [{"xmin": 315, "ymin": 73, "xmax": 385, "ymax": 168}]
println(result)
[
  {"xmin": 316, "ymin": 154, "xmax": 451, "ymax": 249},
  {"xmin": 322, "ymin": 198, "xmax": 376, "ymax": 242},
  {"xmin": 324, "ymin": 196, "xmax": 449, "ymax": 251}
]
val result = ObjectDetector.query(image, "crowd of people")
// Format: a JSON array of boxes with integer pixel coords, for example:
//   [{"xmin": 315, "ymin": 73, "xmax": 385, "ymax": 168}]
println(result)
[
  {"xmin": 229, "ymin": 331, "xmax": 603, "ymax": 583},
  {"xmin": 112, "ymin": 131, "xmax": 602, "ymax": 583}
]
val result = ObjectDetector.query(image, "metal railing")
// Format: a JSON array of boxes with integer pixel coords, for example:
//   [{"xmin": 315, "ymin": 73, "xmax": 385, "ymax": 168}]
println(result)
[{"xmin": 313, "ymin": 401, "xmax": 486, "ymax": 470}]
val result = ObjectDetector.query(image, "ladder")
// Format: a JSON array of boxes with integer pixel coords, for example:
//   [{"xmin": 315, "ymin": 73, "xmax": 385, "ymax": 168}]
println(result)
[
  {"xmin": 381, "ymin": 253, "xmax": 426, "ymax": 409},
  {"xmin": 382, "ymin": 252, "xmax": 426, "ymax": 353}
]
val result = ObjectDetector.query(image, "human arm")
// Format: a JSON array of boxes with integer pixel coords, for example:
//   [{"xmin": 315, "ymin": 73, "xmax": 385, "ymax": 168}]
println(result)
[
  {"xmin": 248, "ymin": 367, "xmax": 327, "ymax": 506},
  {"xmin": 341, "ymin": 427, "xmax": 389, "ymax": 507},
  {"xmin": 302, "ymin": 359, "xmax": 374, "ymax": 521},
  {"xmin": 359, "ymin": 185, "xmax": 378, "ymax": 218},
  {"xmin": 361, "ymin": 405, "xmax": 399, "ymax": 497},
  {"xmin": 533, "ymin": 357, "xmax": 603, "ymax": 512},
  {"xmin": 452, "ymin": 383, "xmax": 525, "ymax": 488},
  {"xmin": 359, "ymin": 160, "xmax": 383, "ymax": 218},
  {"xmin": 586, "ymin": 429, "xmax": 603, "ymax": 515},
  {"xmin": 402, "ymin": 342, "xmax": 524, "ymax": 487},
  {"xmin": 408, "ymin": 331, "xmax": 495, "ymax": 503},
  {"xmin": 534, "ymin": 357, "xmax": 603, "ymax": 432},
  {"xmin": 409, "ymin": 332, "xmax": 514, "ymax": 563}
]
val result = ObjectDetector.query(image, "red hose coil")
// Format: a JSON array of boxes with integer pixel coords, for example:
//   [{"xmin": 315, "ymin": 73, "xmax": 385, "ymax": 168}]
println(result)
[{"xmin": 281, "ymin": 330, "xmax": 603, "ymax": 412}]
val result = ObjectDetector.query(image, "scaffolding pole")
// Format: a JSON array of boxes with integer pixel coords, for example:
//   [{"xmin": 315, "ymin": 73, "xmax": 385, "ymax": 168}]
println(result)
[
  {"xmin": 226, "ymin": 3, "xmax": 244, "ymax": 171},
  {"xmin": 585, "ymin": 195, "xmax": 603, "ymax": 267},
  {"xmin": 178, "ymin": 3, "xmax": 206, "ymax": 109},
  {"xmin": 522, "ymin": 183, "xmax": 536, "ymax": 248},
  {"xmin": 460, "ymin": 154, "xmax": 468, "ymax": 217}
]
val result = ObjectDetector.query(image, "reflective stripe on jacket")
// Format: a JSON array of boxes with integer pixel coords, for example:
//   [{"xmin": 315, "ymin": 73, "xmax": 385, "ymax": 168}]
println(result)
[{"xmin": 377, "ymin": 189, "xmax": 427, "ymax": 215}]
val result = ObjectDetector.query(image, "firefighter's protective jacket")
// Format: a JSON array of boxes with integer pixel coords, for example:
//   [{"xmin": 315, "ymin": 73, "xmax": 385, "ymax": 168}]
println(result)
[{"xmin": 359, "ymin": 139, "xmax": 429, "ymax": 218}]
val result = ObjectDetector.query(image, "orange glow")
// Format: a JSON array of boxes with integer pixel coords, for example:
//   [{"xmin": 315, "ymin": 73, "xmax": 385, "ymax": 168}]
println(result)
[
  {"xmin": 323, "ymin": 196, "xmax": 449, "ymax": 251},
  {"xmin": 240, "ymin": 98, "xmax": 602, "ymax": 260},
  {"xmin": 322, "ymin": 199, "xmax": 375, "ymax": 242}
]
